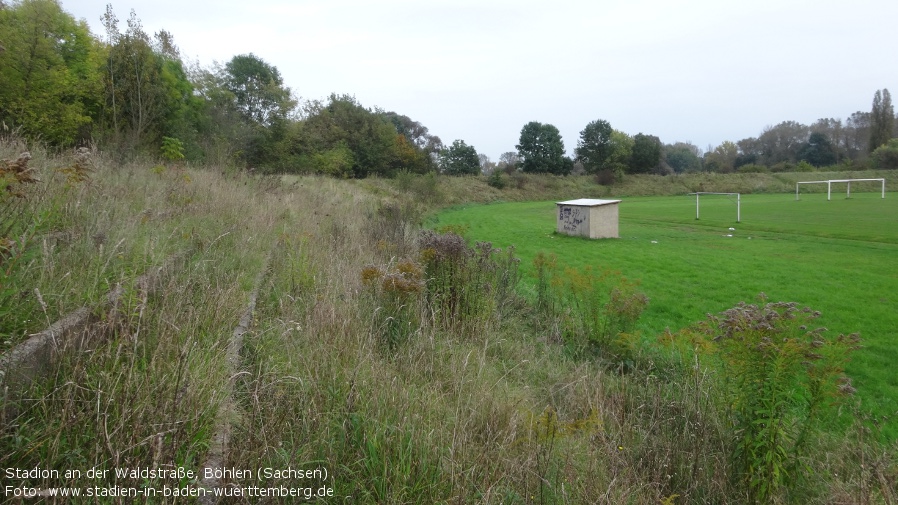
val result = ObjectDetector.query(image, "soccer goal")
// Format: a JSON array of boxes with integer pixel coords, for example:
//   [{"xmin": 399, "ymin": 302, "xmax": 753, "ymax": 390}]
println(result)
[
  {"xmin": 688, "ymin": 192, "xmax": 741, "ymax": 222},
  {"xmin": 795, "ymin": 178, "xmax": 886, "ymax": 200}
]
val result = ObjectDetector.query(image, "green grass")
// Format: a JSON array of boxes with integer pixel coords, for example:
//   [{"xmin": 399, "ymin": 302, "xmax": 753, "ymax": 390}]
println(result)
[{"xmin": 430, "ymin": 191, "xmax": 898, "ymax": 437}]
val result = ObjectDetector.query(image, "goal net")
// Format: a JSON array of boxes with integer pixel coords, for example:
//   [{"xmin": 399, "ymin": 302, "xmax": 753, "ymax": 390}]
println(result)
[
  {"xmin": 688, "ymin": 192, "xmax": 741, "ymax": 222},
  {"xmin": 795, "ymin": 178, "xmax": 886, "ymax": 200}
]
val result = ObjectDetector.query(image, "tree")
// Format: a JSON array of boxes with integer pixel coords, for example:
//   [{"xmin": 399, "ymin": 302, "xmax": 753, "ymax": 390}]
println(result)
[
  {"xmin": 845, "ymin": 111, "xmax": 871, "ymax": 161},
  {"xmin": 101, "ymin": 7, "xmax": 197, "ymax": 152},
  {"xmin": 294, "ymin": 95, "xmax": 394, "ymax": 177},
  {"xmin": 798, "ymin": 131, "xmax": 837, "ymax": 167},
  {"xmin": 629, "ymin": 133, "xmax": 662, "ymax": 173},
  {"xmin": 734, "ymin": 137, "xmax": 761, "ymax": 168},
  {"xmin": 516, "ymin": 121, "xmax": 569, "ymax": 175},
  {"xmin": 810, "ymin": 118, "xmax": 846, "ymax": 163},
  {"xmin": 664, "ymin": 142, "xmax": 703, "ymax": 173},
  {"xmin": 871, "ymin": 138, "xmax": 898, "ymax": 169},
  {"xmin": 758, "ymin": 121, "xmax": 809, "ymax": 165},
  {"xmin": 498, "ymin": 151, "xmax": 520, "ymax": 173},
  {"xmin": 289, "ymin": 94, "xmax": 430, "ymax": 177},
  {"xmin": 217, "ymin": 53, "xmax": 296, "ymax": 167},
  {"xmin": 0, "ymin": 0, "xmax": 102, "ymax": 145},
  {"xmin": 870, "ymin": 88, "xmax": 894, "ymax": 152},
  {"xmin": 478, "ymin": 153, "xmax": 496, "ymax": 174},
  {"xmin": 381, "ymin": 111, "xmax": 442, "ymax": 154},
  {"xmin": 440, "ymin": 139, "xmax": 480, "ymax": 175},
  {"xmin": 704, "ymin": 141, "xmax": 738, "ymax": 172},
  {"xmin": 605, "ymin": 130, "xmax": 634, "ymax": 175},
  {"xmin": 186, "ymin": 61, "xmax": 252, "ymax": 165},
  {"xmin": 575, "ymin": 119, "xmax": 614, "ymax": 173},
  {"xmin": 223, "ymin": 53, "xmax": 295, "ymax": 128}
]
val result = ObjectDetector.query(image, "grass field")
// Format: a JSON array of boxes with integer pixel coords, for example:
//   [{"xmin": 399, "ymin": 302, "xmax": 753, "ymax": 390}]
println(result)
[{"xmin": 430, "ymin": 190, "xmax": 898, "ymax": 436}]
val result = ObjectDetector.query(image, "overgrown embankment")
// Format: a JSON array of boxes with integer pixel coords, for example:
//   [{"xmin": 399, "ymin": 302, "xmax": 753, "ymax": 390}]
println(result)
[{"xmin": 353, "ymin": 168, "xmax": 895, "ymax": 206}]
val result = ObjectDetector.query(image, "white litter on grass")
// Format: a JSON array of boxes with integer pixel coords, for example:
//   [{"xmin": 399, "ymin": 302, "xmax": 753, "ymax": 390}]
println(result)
[
  {"xmin": 651, "ymin": 240, "xmax": 658, "ymax": 244},
  {"xmin": 729, "ymin": 227, "xmax": 736, "ymax": 231},
  {"xmin": 726, "ymin": 234, "xmax": 733, "ymax": 237}
]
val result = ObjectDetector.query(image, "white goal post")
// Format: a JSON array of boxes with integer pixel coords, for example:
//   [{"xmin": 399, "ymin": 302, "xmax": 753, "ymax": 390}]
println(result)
[
  {"xmin": 795, "ymin": 178, "xmax": 885, "ymax": 201},
  {"xmin": 688, "ymin": 192, "xmax": 741, "ymax": 223}
]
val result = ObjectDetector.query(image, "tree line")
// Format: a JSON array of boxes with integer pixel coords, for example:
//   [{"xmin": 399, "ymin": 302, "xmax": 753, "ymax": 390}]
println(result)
[
  {"xmin": 0, "ymin": 1, "xmax": 442, "ymax": 176},
  {"xmin": 1, "ymin": 0, "xmax": 896, "ymax": 178}
]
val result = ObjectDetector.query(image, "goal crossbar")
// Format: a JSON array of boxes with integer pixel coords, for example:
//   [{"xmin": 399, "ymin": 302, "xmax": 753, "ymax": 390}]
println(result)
[
  {"xmin": 687, "ymin": 192, "xmax": 741, "ymax": 222},
  {"xmin": 795, "ymin": 178, "xmax": 885, "ymax": 200}
]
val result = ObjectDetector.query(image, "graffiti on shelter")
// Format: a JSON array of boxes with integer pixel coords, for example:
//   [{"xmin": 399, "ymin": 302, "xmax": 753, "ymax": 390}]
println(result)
[{"xmin": 559, "ymin": 206, "xmax": 586, "ymax": 233}]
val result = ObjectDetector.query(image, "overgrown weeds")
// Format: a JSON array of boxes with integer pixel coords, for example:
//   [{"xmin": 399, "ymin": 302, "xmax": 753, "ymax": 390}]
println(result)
[
  {"xmin": 533, "ymin": 250, "xmax": 649, "ymax": 362},
  {"xmin": 668, "ymin": 295, "xmax": 867, "ymax": 503},
  {"xmin": 419, "ymin": 230, "xmax": 521, "ymax": 338}
]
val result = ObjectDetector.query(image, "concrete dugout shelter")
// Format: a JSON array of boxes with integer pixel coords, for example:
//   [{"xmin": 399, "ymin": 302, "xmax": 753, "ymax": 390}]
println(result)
[{"xmin": 556, "ymin": 198, "xmax": 621, "ymax": 239}]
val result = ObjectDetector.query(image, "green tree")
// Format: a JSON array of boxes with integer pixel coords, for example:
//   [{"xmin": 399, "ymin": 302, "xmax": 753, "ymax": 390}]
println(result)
[
  {"xmin": 664, "ymin": 142, "xmax": 702, "ymax": 173},
  {"xmin": 290, "ymin": 94, "xmax": 414, "ymax": 177},
  {"xmin": 605, "ymin": 130, "xmax": 633, "ymax": 175},
  {"xmin": 0, "ymin": 0, "xmax": 102, "ymax": 146},
  {"xmin": 871, "ymin": 138, "xmax": 898, "ymax": 169},
  {"xmin": 218, "ymin": 53, "xmax": 296, "ymax": 167},
  {"xmin": 516, "ymin": 121, "xmax": 569, "ymax": 175},
  {"xmin": 223, "ymin": 53, "xmax": 295, "ymax": 128},
  {"xmin": 870, "ymin": 88, "xmax": 894, "ymax": 153},
  {"xmin": 628, "ymin": 133, "xmax": 661, "ymax": 174},
  {"xmin": 440, "ymin": 139, "xmax": 480, "ymax": 175},
  {"xmin": 798, "ymin": 131, "xmax": 837, "ymax": 167},
  {"xmin": 575, "ymin": 119, "xmax": 614, "ymax": 173},
  {"xmin": 186, "ymin": 61, "xmax": 252, "ymax": 165},
  {"xmin": 101, "ymin": 7, "xmax": 197, "ymax": 153}
]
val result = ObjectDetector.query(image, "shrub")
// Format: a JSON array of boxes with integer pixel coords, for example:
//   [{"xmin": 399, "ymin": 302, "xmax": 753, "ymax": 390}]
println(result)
[
  {"xmin": 533, "ymin": 251, "xmax": 649, "ymax": 361},
  {"xmin": 395, "ymin": 171, "xmax": 442, "ymax": 203},
  {"xmin": 418, "ymin": 231, "xmax": 520, "ymax": 336},
  {"xmin": 594, "ymin": 168, "xmax": 616, "ymax": 186},
  {"xmin": 486, "ymin": 170, "xmax": 506, "ymax": 189},
  {"xmin": 795, "ymin": 160, "xmax": 815, "ymax": 172},
  {"xmin": 360, "ymin": 258, "xmax": 425, "ymax": 349},
  {"xmin": 736, "ymin": 163, "xmax": 769, "ymax": 174},
  {"xmin": 871, "ymin": 138, "xmax": 898, "ymax": 169},
  {"xmin": 686, "ymin": 295, "xmax": 861, "ymax": 502},
  {"xmin": 770, "ymin": 162, "xmax": 796, "ymax": 173}
]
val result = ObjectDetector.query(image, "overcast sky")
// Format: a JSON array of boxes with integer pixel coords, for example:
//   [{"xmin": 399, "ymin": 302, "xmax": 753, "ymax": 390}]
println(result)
[{"xmin": 63, "ymin": 0, "xmax": 897, "ymax": 159}]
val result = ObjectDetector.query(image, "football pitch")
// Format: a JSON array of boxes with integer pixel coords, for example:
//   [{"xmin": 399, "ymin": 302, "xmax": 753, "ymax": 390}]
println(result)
[{"xmin": 431, "ymin": 190, "xmax": 898, "ymax": 435}]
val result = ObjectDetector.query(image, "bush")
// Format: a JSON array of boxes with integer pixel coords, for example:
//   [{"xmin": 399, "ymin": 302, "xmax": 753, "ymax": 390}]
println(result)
[
  {"xmin": 871, "ymin": 139, "xmax": 898, "ymax": 169},
  {"xmin": 684, "ymin": 295, "xmax": 861, "ymax": 503},
  {"xmin": 795, "ymin": 160, "xmax": 815, "ymax": 172},
  {"xmin": 736, "ymin": 163, "xmax": 769, "ymax": 174},
  {"xmin": 361, "ymin": 258, "xmax": 425, "ymax": 349},
  {"xmin": 594, "ymin": 169, "xmax": 616, "ymax": 186},
  {"xmin": 533, "ymin": 251, "xmax": 649, "ymax": 361},
  {"xmin": 418, "ymin": 231, "xmax": 520, "ymax": 336},
  {"xmin": 486, "ymin": 170, "xmax": 506, "ymax": 189}
]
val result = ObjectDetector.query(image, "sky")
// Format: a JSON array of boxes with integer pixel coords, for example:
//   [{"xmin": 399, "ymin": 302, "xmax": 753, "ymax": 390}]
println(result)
[{"xmin": 62, "ymin": 0, "xmax": 898, "ymax": 160}]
